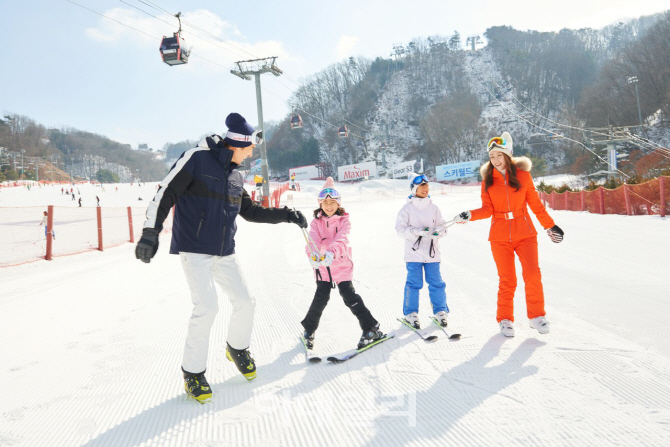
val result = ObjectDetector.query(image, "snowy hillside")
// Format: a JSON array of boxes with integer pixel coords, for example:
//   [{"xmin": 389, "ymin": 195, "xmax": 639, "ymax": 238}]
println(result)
[{"xmin": 1, "ymin": 180, "xmax": 669, "ymax": 447}]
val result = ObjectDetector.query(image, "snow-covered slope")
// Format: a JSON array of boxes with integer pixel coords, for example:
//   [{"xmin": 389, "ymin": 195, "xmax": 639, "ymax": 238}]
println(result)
[{"xmin": 1, "ymin": 180, "xmax": 669, "ymax": 447}]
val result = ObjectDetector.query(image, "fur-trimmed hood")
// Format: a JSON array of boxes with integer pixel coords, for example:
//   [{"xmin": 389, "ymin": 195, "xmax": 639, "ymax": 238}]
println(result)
[{"xmin": 479, "ymin": 156, "xmax": 532, "ymax": 178}]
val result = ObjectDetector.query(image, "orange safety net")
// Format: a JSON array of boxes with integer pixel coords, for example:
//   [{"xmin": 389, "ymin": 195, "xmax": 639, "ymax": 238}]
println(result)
[{"xmin": 540, "ymin": 176, "xmax": 669, "ymax": 216}]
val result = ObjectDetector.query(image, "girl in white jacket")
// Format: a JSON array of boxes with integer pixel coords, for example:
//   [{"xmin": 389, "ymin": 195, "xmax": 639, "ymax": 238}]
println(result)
[{"xmin": 395, "ymin": 174, "xmax": 449, "ymax": 329}]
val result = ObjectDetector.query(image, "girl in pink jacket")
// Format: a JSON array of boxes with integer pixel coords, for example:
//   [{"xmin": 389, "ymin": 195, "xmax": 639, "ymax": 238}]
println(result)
[{"xmin": 302, "ymin": 178, "xmax": 384, "ymax": 350}]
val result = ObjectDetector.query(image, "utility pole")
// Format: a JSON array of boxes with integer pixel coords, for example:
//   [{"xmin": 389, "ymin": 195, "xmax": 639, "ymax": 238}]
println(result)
[
  {"xmin": 20, "ymin": 149, "xmax": 25, "ymax": 179},
  {"xmin": 231, "ymin": 57, "xmax": 282, "ymax": 201},
  {"xmin": 627, "ymin": 76, "xmax": 643, "ymax": 135}
]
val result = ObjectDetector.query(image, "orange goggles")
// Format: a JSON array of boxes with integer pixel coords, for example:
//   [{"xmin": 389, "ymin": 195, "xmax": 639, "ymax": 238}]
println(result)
[{"xmin": 487, "ymin": 137, "xmax": 507, "ymax": 150}]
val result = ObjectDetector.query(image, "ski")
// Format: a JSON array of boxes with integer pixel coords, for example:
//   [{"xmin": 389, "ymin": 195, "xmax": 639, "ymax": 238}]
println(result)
[
  {"xmin": 429, "ymin": 316, "xmax": 461, "ymax": 340},
  {"xmin": 397, "ymin": 318, "xmax": 438, "ymax": 342},
  {"xmin": 327, "ymin": 332, "xmax": 395, "ymax": 363},
  {"xmin": 299, "ymin": 335, "xmax": 322, "ymax": 363}
]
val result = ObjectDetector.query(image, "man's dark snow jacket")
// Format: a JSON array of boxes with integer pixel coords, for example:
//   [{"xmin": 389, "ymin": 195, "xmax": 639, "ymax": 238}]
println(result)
[{"xmin": 143, "ymin": 135, "xmax": 290, "ymax": 256}]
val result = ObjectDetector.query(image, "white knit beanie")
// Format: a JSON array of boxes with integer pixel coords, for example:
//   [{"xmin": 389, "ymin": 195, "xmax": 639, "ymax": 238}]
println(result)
[{"xmin": 487, "ymin": 131, "xmax": 513, "ymax": 158}]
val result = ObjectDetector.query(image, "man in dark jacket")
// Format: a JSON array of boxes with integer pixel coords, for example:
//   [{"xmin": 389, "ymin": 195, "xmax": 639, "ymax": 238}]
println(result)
[{"xmin": 135, "ymin": 113, "xmax": 307, "ymax": 403}]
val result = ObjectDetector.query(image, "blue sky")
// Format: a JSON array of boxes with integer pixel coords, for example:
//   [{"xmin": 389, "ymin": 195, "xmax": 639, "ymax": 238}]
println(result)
[{"xmin": 4, "ymin": 0, "xmax": 669, "ymax": 151}]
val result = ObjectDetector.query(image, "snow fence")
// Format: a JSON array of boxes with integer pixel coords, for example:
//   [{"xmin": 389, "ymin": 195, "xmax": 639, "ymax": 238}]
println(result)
[{"xmin": 540, "ymin": 175, "xmax": 669, "ymax": 217}]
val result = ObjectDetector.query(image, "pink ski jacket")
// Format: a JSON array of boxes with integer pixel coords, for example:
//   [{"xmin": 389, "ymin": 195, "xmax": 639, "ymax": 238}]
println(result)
[{"xmin": 305, "ymin": 211, "xmax": 354, "ymax": 284}]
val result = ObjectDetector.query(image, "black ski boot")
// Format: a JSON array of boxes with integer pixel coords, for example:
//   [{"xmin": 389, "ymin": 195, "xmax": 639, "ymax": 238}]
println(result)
[
  {"xmin": 182, "ymin": 368, "xmax": 212, "ymax": 403},
  {"xmin": 358, "ymin": 323, "xmax": 384, "ymax": 349},
  {"xmin": 226, "ymin": 343, "xmax": 257, "ymax": 380},
  {"xmin": 303, "ymin": 330, "xmax": 315, "ymax": 350}
]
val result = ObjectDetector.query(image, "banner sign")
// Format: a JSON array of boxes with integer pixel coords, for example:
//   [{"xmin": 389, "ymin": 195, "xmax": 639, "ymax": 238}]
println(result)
[
  {"xmin": 338, "ymin": 161, "xmax": 377, "ymax": 181},
  {"xmin": 391, "ymin": 160, "xmax": 416, "ymax": 179},
  {"xmin": 435, "ymin": 160, "xmax": 480, "ymax": 181},
  {"xmin": 289, "ymin": 164, "xmax": 320, "ymax": 180},
  {"xmin": 250, "ymin": 158, "xmax": 262, "ymax": 174}
]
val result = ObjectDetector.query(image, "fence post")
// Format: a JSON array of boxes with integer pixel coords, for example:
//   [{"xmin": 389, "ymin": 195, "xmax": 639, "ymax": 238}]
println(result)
[
  {"xmin": 127, "ymin": 206, "xmax": 134, "ymax": 243},
  {"xmin": 623, "ymin": 184, "xmax": 632, "ymax": 215},
  {"xmin": 660, "ymin": 177, "xmax": 666, "ymax": 217},
  {"xmin": 46, "ymin": 205, "xmax": 54, "ymax": 261},
  {"xmin": 580, "ymin": 190, "xmax": 585, "ymax": 211},
  {"xmin": 599, "ymin": 188, "xmax": 605, "ymax": 214},
  {"xmin": 551, "ymin": 191, "xmax": 556, "ymax": 209},
  {"xmin": 97, "ymin": 206, "xmax": 104, "ymax": 251}
]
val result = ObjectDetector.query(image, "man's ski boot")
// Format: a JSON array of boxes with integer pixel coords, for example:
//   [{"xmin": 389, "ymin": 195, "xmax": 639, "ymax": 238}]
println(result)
[
  {"xmin": 403, "ymin": 312, "xmax": 420, "ymax": 329},
  {"xmin": 433, "ymin": 311, "xmax": 448, "ymax": 327},
  {"xmin": 303, "ymin": 330, "xmax": 315, "ymax": 350},
  {"xmin": 226, "ymin": 343, "xmax": 257, "ymax": 380},
  {"xmin": 182, "ymin": 368, "xmax": 212, "ymax": 403},
  {"xmin": 358, "ymin": 323, "xmax": 384, "ymax": 349}
]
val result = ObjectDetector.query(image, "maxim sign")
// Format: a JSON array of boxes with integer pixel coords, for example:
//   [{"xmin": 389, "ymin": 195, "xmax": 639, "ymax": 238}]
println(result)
[{"xmin": 338, "ymin": 161, "xmax": 377, "ymax": 181}]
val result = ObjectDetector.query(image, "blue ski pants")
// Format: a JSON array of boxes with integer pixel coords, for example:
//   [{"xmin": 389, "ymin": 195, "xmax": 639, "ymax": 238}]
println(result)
[{"xmin": 403, "ymin": 262, "xmax": 448, "ymax": 316}]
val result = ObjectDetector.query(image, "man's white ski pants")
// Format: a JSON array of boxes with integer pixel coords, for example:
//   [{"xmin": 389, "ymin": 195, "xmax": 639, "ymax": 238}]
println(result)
[{"xmin": 179, "ymin": 252, "xmax": 255, "ymax": 374}]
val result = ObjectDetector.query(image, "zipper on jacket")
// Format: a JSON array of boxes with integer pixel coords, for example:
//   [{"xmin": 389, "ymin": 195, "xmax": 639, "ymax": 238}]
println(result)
[
  {"xmin": 220, "ymin": 225, "xmax": 226, "ymax": 255},
  {"xmin": 503, "ymin": 175, "xmax": 512, "ymax": 242},
  {"xmin": 196, "ymin": 212, "xmax": 205, "ymax": 238}
]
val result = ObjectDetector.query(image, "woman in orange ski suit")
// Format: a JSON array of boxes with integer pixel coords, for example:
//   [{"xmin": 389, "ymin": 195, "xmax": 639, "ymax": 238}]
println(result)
[{"xmin": 455, "ymin": 132, "xmax": 564, "ymax": 336}]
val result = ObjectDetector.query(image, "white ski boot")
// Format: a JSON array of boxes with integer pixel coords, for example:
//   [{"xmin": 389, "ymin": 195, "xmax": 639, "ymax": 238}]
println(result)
[
  {"xmin": 403, "ymin": 312, "xmax": 420, "ymax": 329},
  {"xmin": 529, "ymin": 316, "xmax": 550, "ymax": 334},
  {"xmin": 433, "ymin": 311, "xmax": 448, "ymax": 327},
  {"xmin": 499, "ymin": 319, "xmax": 515, "ymax": 337}
]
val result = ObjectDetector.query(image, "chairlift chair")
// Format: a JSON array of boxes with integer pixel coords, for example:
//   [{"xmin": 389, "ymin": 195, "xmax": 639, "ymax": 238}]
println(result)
[
  {"xmin": 337, "ymin": 125, "xmax": 348, "ymax": 138},
  {"xmin": 290, "ymin": 114, "xmax": 303, "ymax": 129},
  {"xmin": 159, "ymin": 13, "xmax": 190, "ymax": 66}
]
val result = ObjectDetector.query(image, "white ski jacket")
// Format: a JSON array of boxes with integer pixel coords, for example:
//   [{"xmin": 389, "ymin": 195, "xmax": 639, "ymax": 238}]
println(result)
[{"xmin": 395, "ymin": 196, "xmax": 448, "ymax": 263}]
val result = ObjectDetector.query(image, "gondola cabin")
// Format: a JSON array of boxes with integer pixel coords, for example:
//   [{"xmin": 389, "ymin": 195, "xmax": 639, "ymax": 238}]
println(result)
[
  {"xmin": 290, "ymin": 114, "xmax": 303, "ymax": 129},
  {"xmin": 337, "ymin": 125, "xmax": 348, "ymax": 138},
  {"xmin": 160, "ymin": 33, "xmax": 190, "ymax": 66}
]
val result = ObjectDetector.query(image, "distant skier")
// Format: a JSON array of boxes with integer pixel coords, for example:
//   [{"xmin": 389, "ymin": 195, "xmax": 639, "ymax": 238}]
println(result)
[
  {"xmin": 290, "ymin": 173, "xmax": 296, "ymax": 190},
  {"xmin": 395, "ymin": 173, "xmax": 450, "ymax": 330},
  {"xmin": 96, "ymin": 196, "xmax": 100, "ymax": 207},
  {"xmin": 135, "ymin": 113, "xmax": 308, "ymax": 403},
  {"xmin": 39, "ymin": 211, "xmax": 55, "ymax": 240},
  {"xmin": 301, "ymin": 177, "xmax": 384, "ymax": 351},
  {"xmin": 454, "ymin": 132, "xmax": 564, "ymax": 337},
  {"xmin": 78, "ymin": 197, "xmax": 82, "ymax": 207},
  {"xmin": 254, "ymin": 174, "xmax": 264, "ymax": 203}
]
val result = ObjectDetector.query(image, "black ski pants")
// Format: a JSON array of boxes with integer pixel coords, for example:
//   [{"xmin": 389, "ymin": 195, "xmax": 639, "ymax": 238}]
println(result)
[{"xmin": 301, "ymin": 280, "xmax": 378, "ymax": 333}]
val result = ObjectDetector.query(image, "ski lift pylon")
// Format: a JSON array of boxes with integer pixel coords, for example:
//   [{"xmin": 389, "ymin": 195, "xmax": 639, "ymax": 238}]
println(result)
[{"xmin": 160, "ymin": 12, "xmax": 190, "ymax": 66}]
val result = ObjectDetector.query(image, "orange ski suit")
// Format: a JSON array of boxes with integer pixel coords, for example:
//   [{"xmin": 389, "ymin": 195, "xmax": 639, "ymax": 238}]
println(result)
[{"xmin": 469, "ymin": 159, "xmax": 555, "ymax": 322}]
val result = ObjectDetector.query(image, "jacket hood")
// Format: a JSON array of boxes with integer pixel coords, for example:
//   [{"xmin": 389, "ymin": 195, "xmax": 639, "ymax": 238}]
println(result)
[{"xmin": 479, "ymin": 156, "xmax": 532, "ymax": 177}]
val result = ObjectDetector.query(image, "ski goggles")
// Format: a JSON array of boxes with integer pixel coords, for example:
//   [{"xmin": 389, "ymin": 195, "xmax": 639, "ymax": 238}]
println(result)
[
  {"xmin": 487, "ymin": 136, "xmax": 508, "ymax": 151},
  {"xmin": 411, "ymin": 174, "xmax": 429, "ymax": 186},
  {"xmin": 318, "ymin": 188, "xmax": 341, "ymax": 203},
  {"xmin": 225, "ymin": 129, "xmax": 263, "ymax": 145}
]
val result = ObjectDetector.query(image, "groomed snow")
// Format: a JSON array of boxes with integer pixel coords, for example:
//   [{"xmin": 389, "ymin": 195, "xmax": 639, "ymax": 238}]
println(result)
[{"xmin": 1, "ymin": 179, "xmax": 669, "ymax": 447}]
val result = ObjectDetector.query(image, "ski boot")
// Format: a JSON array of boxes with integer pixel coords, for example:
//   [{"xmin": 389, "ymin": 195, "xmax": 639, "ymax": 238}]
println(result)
[
  {"xmin": 303, "ymin": 330, "xmax": 315, "ymax": 350},
  {"xmin": 182, "ymin": 368, "xmax": 212, "ymax": 403},
  {"xmin": 226, "ymin": 343, "xmax": 257, "ymax": 380},
  {"xmin": 403, "ymin": 312, "xmax": 420, "ymax": 329},
  {"xmin": 358, "ymin": 323, "xmax": 384, "ymax": 349},
  {"xmin": 433, "ymin": 311, "xmax": 448, "ymax": 327},
  {"xmin": 529, "ymin": 316, "xmax": 550, "ymax": 334},
  {"xmin": 499, "ymin": 319, "xmax": 515, "ymax": 337}
]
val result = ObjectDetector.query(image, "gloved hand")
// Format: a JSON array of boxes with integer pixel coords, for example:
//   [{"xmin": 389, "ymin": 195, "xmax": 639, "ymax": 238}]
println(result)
[
  {"xmin": 309, "ymin": 251, "xmax": 321, "ymax": 269},
  {"xmin": 411, "ymin": 227, "xmax": 431, "ymax": 238},
  {"xmin": 547, "ymin": 225, "xmax": 564, "ymax": 243},
  {"xmin": 287, "ymin": 209, "xmax": 308, "ymax": 228},
  {"xmin": 454, "ymin": 211, "xmax": 471, "ymax": 224},
  {"xmin": 320, "ymin": 251, "xmax": 334, "ymax": 267},
  {"xmin": 135, "ymin": 228, "xmax": 159, "ymax": 263}
]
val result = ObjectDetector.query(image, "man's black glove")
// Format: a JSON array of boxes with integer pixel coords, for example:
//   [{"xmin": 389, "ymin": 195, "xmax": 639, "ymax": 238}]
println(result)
[
  {"xmin": 287, "ymin": 209, "xmax": 308, "ymax": 228},
  {"xmin": 135, "ymin": 228, "xmax": 159, "ymax": 263},
  {"xmin": 546, "ymin": 225, "xmax": 564, "ymax": 243}
]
